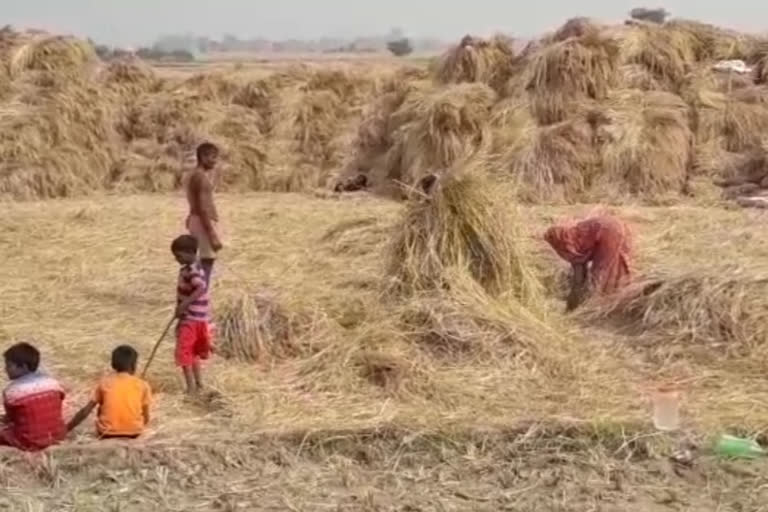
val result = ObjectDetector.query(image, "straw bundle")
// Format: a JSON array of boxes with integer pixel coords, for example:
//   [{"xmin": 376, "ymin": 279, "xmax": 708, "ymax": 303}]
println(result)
[
  {"xmin": 526, "ymin": 30, "xmax": 619, "ymax": 124},
  {"xmin": 301, "ymin": 68, "xmax": 374, "ymax": 106},
  {"xmin": 232, "ymin": 78, "xmax": 284, "ymax": 134},
  {"xmin": 552, "ymin": 17, "xmax": 600, "ymax": 42},
  {"xmin": 383, "ymin": 83, "xmax": 496, "ymax": 186},
  {"xmin": 9, "ymin": 36, "xmax": 96, "ymax": 78},
  {"xmin": 100, "ymin": 58, "xmax": 161, "ymax": 95},
  {"xmin": 434, "ymin": 35, "xmax": 517, "ymax": 93},
  {"xmin": 0, "ymin": 84, "xmax": 119, "ymax": 199},
  {"xmin": 502, "ymin": 116, "xmax": 598, "ymax": 202},
  {"xmin": 274, "ymin": 89, "xmax": 348, "ymax": 169},
  {"xmin": 618, "ymin": 64, "xmax": 663, "ymax": 91},
  {"xmin": 596, "ymin": 90, "xmax": 692, "ymax": 197},
  {"xmin": 667, "ymin": 20, "xmax": 757, "ymax": 61},
  {"xmin": 386, "ymin": 168, "xmax": 541, "ymax": 300},
  {"xmin": 618, "ymin": 24, "xmax": 697, "ymax": 92},
  {"xmin": 178, "ymin": 72, "xmax": 242, "ymax": 103},
  {"xmin": 488, "ymin": 96, "xmax": 536, "ymax": 152},
  {"xmin": 585, "ymin": 266, "xmax": 768, "ymax": 357},
  {"xmin": 689, "ymin": 86, "xmax": 768, "ymax": 153},
  {"xmin": 216, "ymin": 291, "xmax": 310, "ymax": 363}
]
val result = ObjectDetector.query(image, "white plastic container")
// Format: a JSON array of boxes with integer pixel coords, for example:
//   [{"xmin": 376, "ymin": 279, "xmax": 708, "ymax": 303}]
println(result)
[{"xmin": 652, "ymin": 386, "xmax": 681, "ymax": 431}]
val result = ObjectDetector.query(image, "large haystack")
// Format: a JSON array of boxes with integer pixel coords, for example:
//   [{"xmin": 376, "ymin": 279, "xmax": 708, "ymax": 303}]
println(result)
[
  {"xmin": 526, "ymin": 29, "xmax": 619, "ymax": 124},
  {"xmin": 383, "ymin": 83, "xmax": 496, "ymax": 187},
  {"xmin": 595, "ymin": 90, "xmax": 692, "ymax": 198},
  {"xmin": 584, "ymin": 266, "xmax": 768, "ymax": 360},
  {"xmin": 386, "ymin": 167, "xmax": 541, "ymax": 300},
  {"xmin": 434, "ymin": 35, "xmax": 516, "ymax": 93}
]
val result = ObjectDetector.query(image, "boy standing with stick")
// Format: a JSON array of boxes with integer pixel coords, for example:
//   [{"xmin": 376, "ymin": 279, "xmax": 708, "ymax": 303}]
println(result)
[{"xmin": 171, "ymin": 235, "xmax": 213, "ymax": 394}]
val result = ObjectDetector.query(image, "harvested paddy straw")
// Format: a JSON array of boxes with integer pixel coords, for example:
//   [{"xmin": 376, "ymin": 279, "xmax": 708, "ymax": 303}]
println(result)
[
  {"xmin": 526, "ymin": 29, "xmax": 619, "ymax": 124},
  {"xmin": 216, "ymin": 291, "xmax": 309, "ymax": 363},
  {"xmin": 386, "ymin": 167, "xmax": 541, "ymax": 301},
  {"xmin": 584, "ymin": 265, "xmax": 768, "ymax": 358},
  {"xmin": 595, "ymin": 90, "xmax": 692, "ymax": 197},
  {"xmin": 434, "ymin": 35, "xmax": 516, "ymax": 93},
  {"xmin": 384, "ymin": 83, "xmax": 495, "ymax": 186}
]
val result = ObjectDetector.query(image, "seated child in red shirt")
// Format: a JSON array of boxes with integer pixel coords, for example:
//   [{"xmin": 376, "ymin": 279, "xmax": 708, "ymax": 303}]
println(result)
[{"xmin": 0, "ymin": 343, "xmax": 66, "ymax": 451}]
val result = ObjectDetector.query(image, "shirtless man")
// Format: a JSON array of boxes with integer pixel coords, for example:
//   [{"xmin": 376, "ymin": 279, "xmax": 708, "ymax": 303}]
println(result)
[{"xmin": 185, "ymin": 142, "xmax": 222, "ymax": 287}]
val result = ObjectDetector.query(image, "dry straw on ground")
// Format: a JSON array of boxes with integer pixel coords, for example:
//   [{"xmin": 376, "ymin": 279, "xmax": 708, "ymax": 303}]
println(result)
[{"xmin": 583, "ymin": 265, "xmax": 768, "ymax": 362}]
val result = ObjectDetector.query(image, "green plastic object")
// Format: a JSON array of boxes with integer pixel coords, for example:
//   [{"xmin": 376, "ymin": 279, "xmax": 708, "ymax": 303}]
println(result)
[{"xmin": 714, "ymin": 435, "xmax": 766, "ymax": 459}]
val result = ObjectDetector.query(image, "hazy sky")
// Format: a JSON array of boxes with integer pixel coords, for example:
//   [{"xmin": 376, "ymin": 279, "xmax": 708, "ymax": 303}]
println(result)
[{"xmin": 3, "ymin": 1, "xmax": 767, "ymax": 46}]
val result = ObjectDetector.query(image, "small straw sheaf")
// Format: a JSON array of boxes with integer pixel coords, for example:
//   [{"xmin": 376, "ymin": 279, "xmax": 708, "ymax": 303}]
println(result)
[{"xmin": 216, "ymin": 291, "xmax": 311, "ymax": 363}]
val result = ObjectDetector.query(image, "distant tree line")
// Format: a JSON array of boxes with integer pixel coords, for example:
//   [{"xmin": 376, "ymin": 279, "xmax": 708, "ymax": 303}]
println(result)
[{"xmin": 89, "ymin": 27, "xmax": 436, "ymax": 63}]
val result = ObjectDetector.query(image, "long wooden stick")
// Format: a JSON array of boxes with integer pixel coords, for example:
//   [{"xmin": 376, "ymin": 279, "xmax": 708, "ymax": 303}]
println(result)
[{"xmin": 141, "ymin": 316, "xmax": 176, "ymax": 378}]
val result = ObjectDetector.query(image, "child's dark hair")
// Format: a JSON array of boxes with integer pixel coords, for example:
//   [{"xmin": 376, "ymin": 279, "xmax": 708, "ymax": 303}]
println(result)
[
  {"xmin": 171, "ymin": 234, "xmax": 198, "ymax": 254},
  {"xmin": 111, "ymin": 345, "xmax": 138, "ymax": 373},
  {"xmin": 196, "ymin": 142, "xmax": 219, "ymax": 161},
  {"xmin": 3, "ymin": 342, "xmax": 40, "ymax": 372}
]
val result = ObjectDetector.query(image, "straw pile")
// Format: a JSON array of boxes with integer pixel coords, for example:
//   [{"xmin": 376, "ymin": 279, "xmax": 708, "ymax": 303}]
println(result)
[
  {"xmin": 595, "ymin": 90, "xmax": 692, "ymax": 198},
  {"xmin": 0, "ymin": 20, "xmax": 768, "ymax": 202},
  {"xmin": 435, "ymin": 35, "xmax": 517, "ymax": 94},
  {"xmin": 386, "ymin": 167, "xmax": 541, "ymax": 301},
  {"xmin": 9, "ymin": 35, "xmax": 96, "ymax": 79},
  {"xmin": 383, "ymin": 83, "xmax": 496, "ymax": 187},
  {"xmin": 525, "ymin": 28, "xmax": 619, "ymax": 124},
  {"xmin": 501, "ymin": 116, "xmax": 598, "ymax": 202},
  {"xmin": 617, "ymin": 23, "xmax": 698, "ymax": 93},
  {"xmin": 584, "ymin": 266, "xmax": 768, "ymax": 359}
]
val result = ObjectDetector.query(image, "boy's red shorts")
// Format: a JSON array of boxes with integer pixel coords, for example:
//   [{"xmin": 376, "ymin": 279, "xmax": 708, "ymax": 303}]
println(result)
[{"xmin": 176, "ymin": 321, "xmax": 212, "ymax": 367}]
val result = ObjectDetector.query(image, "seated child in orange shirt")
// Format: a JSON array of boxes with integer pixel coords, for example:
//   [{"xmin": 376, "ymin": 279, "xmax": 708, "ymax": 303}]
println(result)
[{"xmin": 68, "ymin": 345, "xmax": 151, "ymax": 439}]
